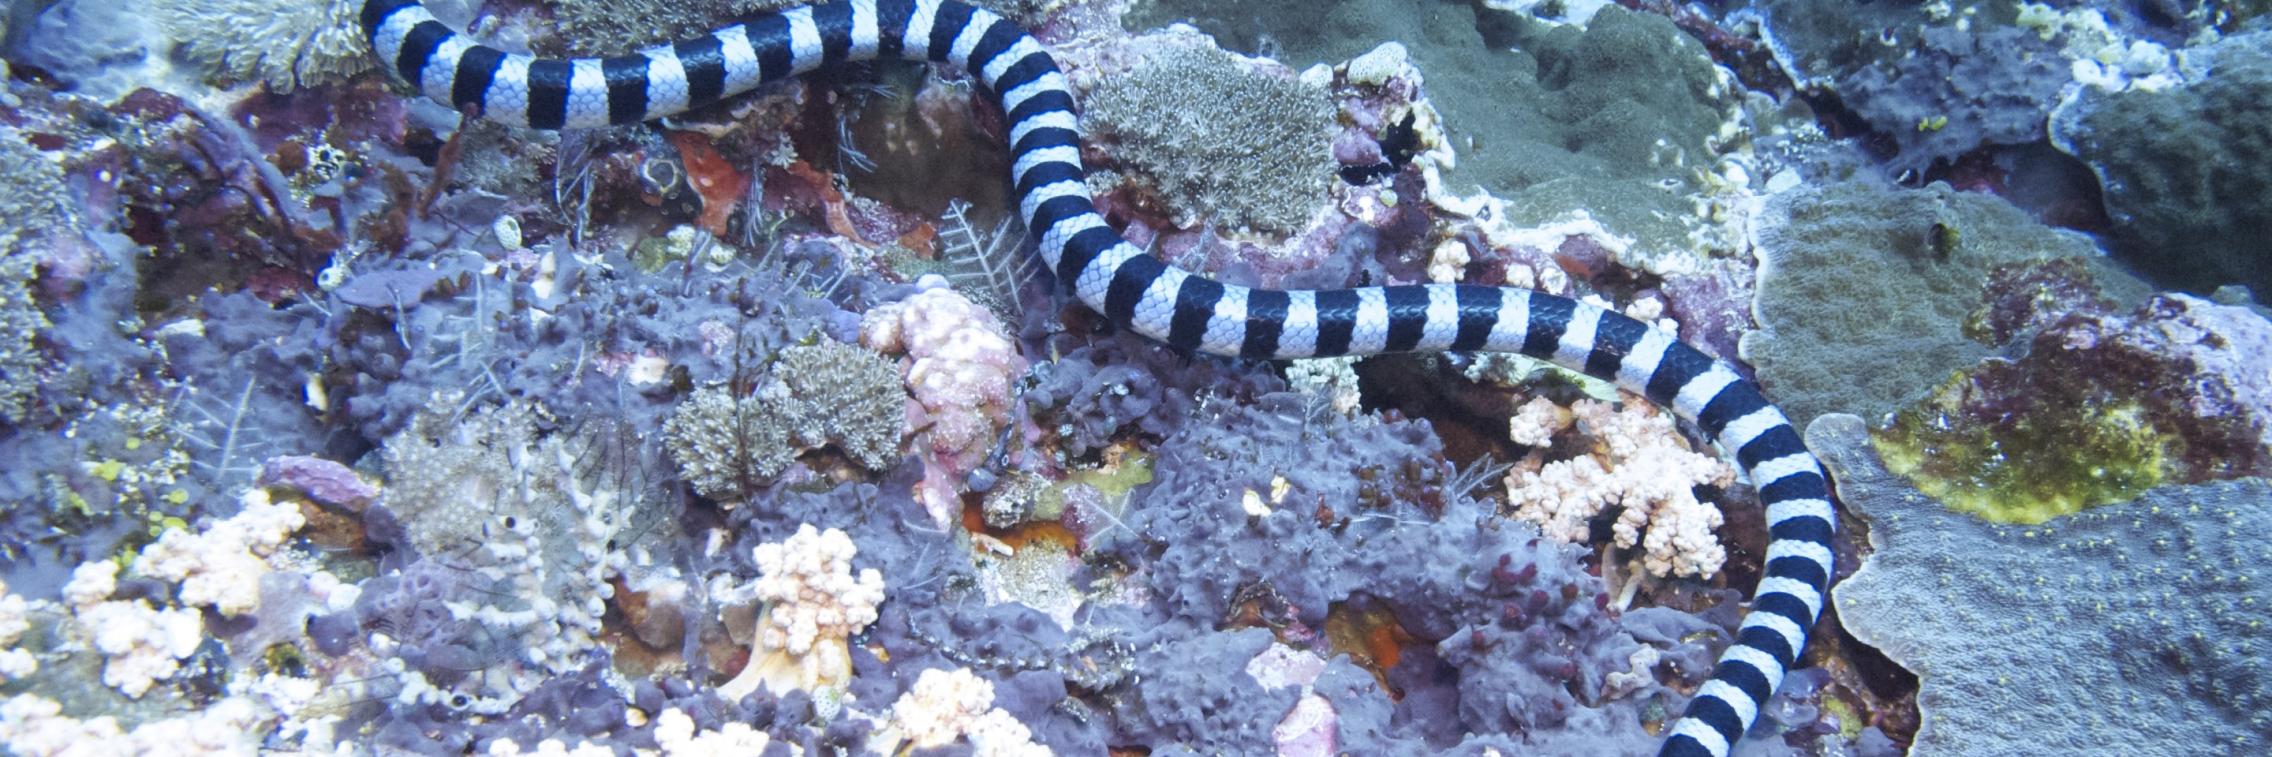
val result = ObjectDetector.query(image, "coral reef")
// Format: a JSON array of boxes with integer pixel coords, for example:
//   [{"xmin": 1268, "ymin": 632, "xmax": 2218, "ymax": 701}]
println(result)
[
  {"xmin": 544, "ymin": 0, "xmax": 807, "ymax": 56},
  {"xmin": 1083, "ymin": 35, "xmax": 1336, "ymax": 235},
  {"xmin": 1743, "ymin": 179, "xmax": 2116, "ymax": 428},
  {"xmin": 664, "ymin": 339, "xmax": 908, "ymax": 503},
  {"xmin": 1128, "ymin": 1, "xmax": 1755, "ymax": 272},
  {"xmin": 2051, "ymin": 30, "xmax": 2272, "ymax": 296},
  {"xmin": 1504, "ymin": 396, "xmax": 1734, "ymax": 578},
  {"xmin": 152, "ymin": 0, "xmax": 372, "ymax": 93},
  {"xmin": 1819, "ymin": 414, "xmax": 2272, "ymax": 753},
  {"xmin": 718, "ymin": 524, "xmax": 886, "ymax": 701},
  {"xmin": 1876, "ymin": 286, "xmax": 2272, "ymax": 523},
  {"xmin": 0, "ymin": 130, "xmax": 71, "ymax": 426},
  {"xmin": 862, "ymin": 282, "xmax": 1025, "ymax": 526}
]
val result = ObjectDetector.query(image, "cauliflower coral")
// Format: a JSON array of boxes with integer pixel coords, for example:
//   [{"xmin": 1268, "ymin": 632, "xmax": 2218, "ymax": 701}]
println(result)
[
  {"xmin": 861, "ymin": 279, "xmax": 1026, "ymax": 525},
  {"xmin": 61, "ymin": 562, "xmax": 202, "ymax": 699},
  {"xmin": 132, "ymin": 489, "xmax": 304, "ymax": 617},
  {"xmin": 1505, "ymin": 396, "xmax": 1734, "ymax": 578},
  {"xmin": 718, "ymin": 525, "xmax": 886, "ymax": 701},
  {"xmin": 887, "ymin": 667, "xmax": 1047, "ymax": 757}
]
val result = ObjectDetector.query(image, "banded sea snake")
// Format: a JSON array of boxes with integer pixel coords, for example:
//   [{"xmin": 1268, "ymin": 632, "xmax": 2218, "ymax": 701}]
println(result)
[{"xmin": 357, "ymin": 1, "xmax": 1840, "ymax": 753}]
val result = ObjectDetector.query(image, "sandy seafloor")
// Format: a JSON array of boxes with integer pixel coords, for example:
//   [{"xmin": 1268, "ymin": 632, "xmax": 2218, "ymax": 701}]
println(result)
[{"xmin": 0, "ymin": 0, "xmax": 2268, "ymax": 754}]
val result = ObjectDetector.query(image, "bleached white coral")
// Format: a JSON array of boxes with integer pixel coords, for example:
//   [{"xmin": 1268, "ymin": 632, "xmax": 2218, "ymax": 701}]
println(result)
[
  {"xmin": 862, "ymin": 279, "xmax": 1026, "ymax": 525},
  {"xmin": 1505, "ymin": 397, "xmax": 1734, "ymax": 578},
  {"xmin": 0, "ymin": 693, "xmax": 264, "ymax": 756},
  {"xmin": 0, "ymin": 580, "xmax": 35, "ymax": 680},
  {"xmin": 718, "ymin": 525, "xmax": 886, "ymax": 700},
  {"xmin": 887, "ymin": 667, "xmax": 1047, "ymax": 757},
  {"xmin": 61, "ymin": 562, "xmax": 204, "ymax": 698},
  {"xmin": 154, "ymin": 0, "xmax": 373, "ymax": 93},
  {"xmin": 132, "ymin": 489, "xmax": 304, "ymax": 617},
  {"xmin": 650, "ymin": 707, "xmax": 785, "ymax": 755}
]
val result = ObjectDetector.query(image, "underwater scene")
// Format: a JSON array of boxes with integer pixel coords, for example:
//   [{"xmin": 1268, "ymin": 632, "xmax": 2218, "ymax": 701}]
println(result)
[{"xmin": 0, "ymin": 0, "xmax": 2268, "ymax": 754}]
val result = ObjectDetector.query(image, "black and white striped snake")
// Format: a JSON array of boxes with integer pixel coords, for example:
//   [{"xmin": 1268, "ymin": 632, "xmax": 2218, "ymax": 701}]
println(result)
[{"xmin": 359, "ymin": 1, "xmax": 1839, "ymax": 753}]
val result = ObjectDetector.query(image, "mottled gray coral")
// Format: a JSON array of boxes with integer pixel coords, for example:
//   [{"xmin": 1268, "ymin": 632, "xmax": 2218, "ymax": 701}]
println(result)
[
  {"xmin": 1084, "ymin": 39, "xmax": 1335, "ymax": 235},
  {"xmin": 1839, "ymin": 24, "xmax": 2071, "ymax": 175},
  {"xmin": 1742, "ymin": 179, "xmax": 2113, "ymax": 428},
  {"xmin": 1819, "ymin": 413, "xmax": 2272, "ymax": 753},
  {"xmin": 154, "ymin": 0, "xmax": 373, "ymax": 92},
  {"xmin": 545, "ymin": 0, "xmax": 806, "ymax": 56},
  {"xmin": 2051, "ymin": 30, "xmax": 2272, "ymax": 296},
  {"xmin": 664, "ymin": 340, "xmax": 907, "ymax": 502},
  {"xmin": 0, "ymin": 131, "xmax": 70, "ymax": 425},
  {"xmin": 1127, "ymin": 2, "xmax": 1748, "ymax": 269}
]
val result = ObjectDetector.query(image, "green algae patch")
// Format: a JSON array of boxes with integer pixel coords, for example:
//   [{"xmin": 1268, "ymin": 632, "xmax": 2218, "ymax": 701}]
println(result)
[{"xmin": 1873, "ymin": 373, "xmax": 2175, "ymax": 525}]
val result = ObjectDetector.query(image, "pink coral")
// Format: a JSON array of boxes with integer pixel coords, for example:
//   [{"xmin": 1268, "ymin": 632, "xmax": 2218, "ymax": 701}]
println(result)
[{"xmin": 861, "ymin": 278, "xmax": 1027, "ymax": 525}]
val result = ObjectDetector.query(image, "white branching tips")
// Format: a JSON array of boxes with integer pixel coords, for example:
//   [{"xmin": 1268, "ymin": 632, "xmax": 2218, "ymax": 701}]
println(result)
[{"xmin": 718, "ymin": 525, "xmax": 885, "ymax": 700}]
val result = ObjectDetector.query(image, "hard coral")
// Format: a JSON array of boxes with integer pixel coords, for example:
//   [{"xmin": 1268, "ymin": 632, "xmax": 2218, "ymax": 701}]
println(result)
[
  {"xmin": 61, "ymin": 562, "xmax": 203, "ymax": 699},
  {"xmin": 2051, "ymin": 29, "xmax": 2272, "ymax": 296},
  {"xmin": 0, "ymin": 131, "xmax": 73, "ymax": 425},
  {"xmin": 1505, "ymin": 396, "xmax": 1734, "ymax": 578},
  {"xmin": 154, "ymin": 0, "xmax": 372, "ymax": 93},
  {"xmin": 664, "ymin": 339, "xmax": 908, "ymax": 504},
  {"xmin": 546, "ymin": 0, "xmax": 807, "ymax": 56},
  {"xmin": 861, "ymin": 282, "xmax": 1024, "ymax": 526},
  {"xmin": 886, "ymin": 667, "xmax": 1048, "ymax": 756},
  {"xmin": 718, "ymin": 525, "xmax": 885, "ymax": 701},
  {"xmin": 1818, "ymin": 414, "xmax": 2272, "ymax": 754},
  {"xmin": 1744, "ymin": 180, "xmax": 2108, "ymax": 428},
  {"xmin": 1876, "ymin": 291, "xmax": 2272, "ymax": 523},
  {"xmin": 1084, "ymin": 35, "xmax": 1335, "ymax": 236},
  {"xmin": 131, "ymin": 489, "xmax": 305, "ymax": 617}
]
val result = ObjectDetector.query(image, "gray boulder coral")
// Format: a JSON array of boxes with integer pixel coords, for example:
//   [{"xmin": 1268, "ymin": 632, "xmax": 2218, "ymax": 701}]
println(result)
[{"xmin": 1817, "ymin": 413, "xmax": 2272, "ymax": 754}]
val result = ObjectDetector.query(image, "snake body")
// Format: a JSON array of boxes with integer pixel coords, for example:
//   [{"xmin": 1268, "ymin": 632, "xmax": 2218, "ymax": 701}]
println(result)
[{"xmin": 358, "ymin": 1, "xmax": 1838, "ymax": 753}]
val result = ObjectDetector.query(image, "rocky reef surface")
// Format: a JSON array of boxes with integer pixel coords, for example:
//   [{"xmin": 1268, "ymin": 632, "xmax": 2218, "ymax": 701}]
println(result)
[{"xmin": 0, "ymin": 0, "xmax": 2264, "ymax": 754}]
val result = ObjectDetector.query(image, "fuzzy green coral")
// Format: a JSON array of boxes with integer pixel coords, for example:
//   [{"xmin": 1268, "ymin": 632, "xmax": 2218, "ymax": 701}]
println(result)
[
  {"xmin": 1874, "ymin": 382, "xmax": 2172, "ymax": 524},
  {"xmin": 664, "ymin": 340, "xmax": 907, "ymax": 502},
  {"xmin": 155, "ymin": 0, "xmax": 372, "ymax": 93},
  {"xmin": 1083, "ymin": 40, "xmax": 1335, "ymax": 236}
]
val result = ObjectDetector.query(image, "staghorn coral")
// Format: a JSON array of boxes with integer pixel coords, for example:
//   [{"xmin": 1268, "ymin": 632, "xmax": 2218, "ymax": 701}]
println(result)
[
  {"xmin": 718, "ymin": 525, "xmax": 886, "ymax": 701},
  {"xmin": 1083, "ymin": 35, "xmax": 1336, "ymax": 236},
  {"xmin": 1505, "ymin": 396, "xmax": 1734, "ymax": 578},
  {"xmin": 663, "ymin": 339, "xmax": 908, "ymax": 503},
  {"xmin": 861, "ymin": 281, "xmax": 1025, "ymax": 526},
  {"xmin": 153, "ymin": 0, "xmax": 372, "ymax": 93}
]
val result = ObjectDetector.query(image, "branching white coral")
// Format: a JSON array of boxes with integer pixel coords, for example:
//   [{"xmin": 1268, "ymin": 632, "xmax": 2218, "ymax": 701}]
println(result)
[
  {"xmin": 718, "ymin": 525, "xmax": 885, "ymax": 700},
  {"xmin": 154, "ymin": 0, "xmax": 373, "ymax": 93},
  {"xmin": 862, "ymin": 279, "xmax": 1026, "ymax": 525},
  {"xmin": 1506, "ymin": 396, "xmax": 1734, "ymax": 578},
  {"xmin": 62, "ymin": 562, "xmax": 204, "ymax": 699},
  {"xmin": 886, "ymin": 667, "xmax": 1047, "ymax": 757},
  {"xmin": 132, "ymin": 489, "xmax": 304, "ymax": 617}
]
